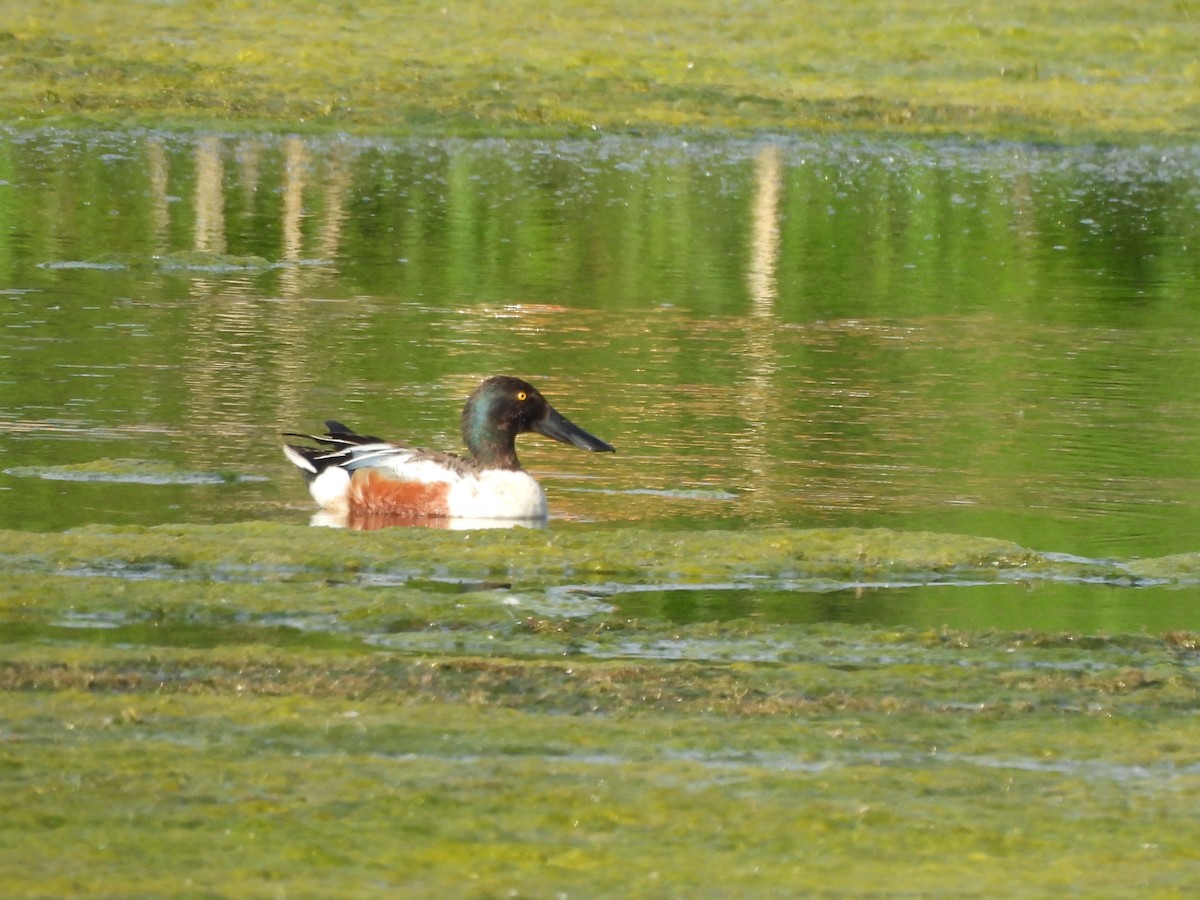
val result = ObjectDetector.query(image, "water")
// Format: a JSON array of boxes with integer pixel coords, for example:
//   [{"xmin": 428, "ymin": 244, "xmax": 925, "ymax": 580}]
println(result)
[{"xmin": 3, "ymin": 129, "xmax": 1200, "ymax": 564}]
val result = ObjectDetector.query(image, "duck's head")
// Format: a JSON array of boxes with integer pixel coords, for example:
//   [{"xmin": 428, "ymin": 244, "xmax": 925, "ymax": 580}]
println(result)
[{"xmin": 461, "ymin": 375, "xmax": 616, "ymax": 469}]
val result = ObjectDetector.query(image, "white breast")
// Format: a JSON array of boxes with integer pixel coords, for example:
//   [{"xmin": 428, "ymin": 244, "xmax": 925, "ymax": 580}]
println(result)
[{"xmin": 447, "ymin": 469, "xmax": 548, "ymax": 519}]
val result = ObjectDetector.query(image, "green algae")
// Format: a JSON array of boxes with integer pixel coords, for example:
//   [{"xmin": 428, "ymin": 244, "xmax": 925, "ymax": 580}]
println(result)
[
  {"xmin": 41, "ymin": 250, "xmax": 280, "ymax": 273},
  {"xmin": 4, "ymin": 458, "xmax": 263, "ymax": 485},
  {"xmin": 2, "ymin": 658, "xmax": 1199, "ymax": 896},
  {"xmin": 1, "ymin": 0, "xmax": 1198, "ymax": 141},
  {"xmin": 1126, "ymin": 551, "xmax": 1200, "ymax": 582},
  {"xmin": 3, "ymin": 523, "xmax": 1200, "ymax": 895},
  {"xmin": 0, "ymin": 521, "xmax": 1136, "ymax": 589}
]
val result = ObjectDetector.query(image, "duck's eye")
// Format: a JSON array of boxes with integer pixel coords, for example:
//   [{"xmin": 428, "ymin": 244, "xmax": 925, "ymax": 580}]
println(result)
[{"xmin": 516, "ymin": 391, "xmax": 527, "ymax": 401}]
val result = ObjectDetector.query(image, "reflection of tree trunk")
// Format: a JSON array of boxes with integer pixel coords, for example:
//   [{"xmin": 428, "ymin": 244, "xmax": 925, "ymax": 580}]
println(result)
[
  {"xmin": 316, "ymin": 142, "xmax": 351, "ymax": 275},
  {"xmin": 185, "ymin": 137, "xmax": 260, "ymax": 451},
  {"xmin": 747, "ymin": 144, "xmax": 782, "ymax": 313},
  {"xmin": 146, "ymin": 136, "xmax": 169, "ymax": 254},
  {"xmin": 278, "ymin": 135, "xmax": 351, "ymax": 298},
  {"xmin": 272, "ymin": 137, "xmax": 354, "ymax": 433},
  {"xmin": 737, "ymin": 143, "xmax": 783, "ymax": 519},
  {"xmin": 183, "ymin": 135, "xmax": 227, "ymax": 446},
  {"xmin": 136, "ymin": 134, "xmax": 361, "ymax": 465},
  {"xmin": 279, "ymin": 136, "xmax": 309, "ymax": 298},
  {"xmin": 193, "ymin": 135, "xmax": 225, "ymax": 255}
]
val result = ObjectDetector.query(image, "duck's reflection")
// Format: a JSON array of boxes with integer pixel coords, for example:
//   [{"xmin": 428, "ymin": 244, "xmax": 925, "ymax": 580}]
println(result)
[{"xmin": 309, "ymin": 510, "xmax": 547, "ymax": 531}]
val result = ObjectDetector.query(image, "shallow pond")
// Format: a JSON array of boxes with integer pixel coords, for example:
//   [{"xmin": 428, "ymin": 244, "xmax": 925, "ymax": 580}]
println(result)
[
  {"xmin": 4, "ymin": 132, "xmax": 1200, "ymax": 547},
  {"xmin": 4, "ymin": 130, "xmax": 1200, "ymax": 622},
  {"xmin": 3, "ymin": 130, "xmax": 1200, "ymax": 896}
]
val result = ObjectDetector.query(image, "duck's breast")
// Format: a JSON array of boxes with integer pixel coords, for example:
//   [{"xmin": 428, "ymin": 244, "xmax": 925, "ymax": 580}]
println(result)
[{"xmin": 448, "ymin": 469, "xmax": 548, "ymax": 519}]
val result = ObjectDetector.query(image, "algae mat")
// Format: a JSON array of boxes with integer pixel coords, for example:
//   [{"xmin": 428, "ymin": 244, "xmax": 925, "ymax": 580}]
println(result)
[
  {"xmin": 1, "ymin": 0, "xmax": 1198, "ymax": 139},
  {"xmin": 2, "ymin": 523, "xmax": 1200, "ymax": 896}
]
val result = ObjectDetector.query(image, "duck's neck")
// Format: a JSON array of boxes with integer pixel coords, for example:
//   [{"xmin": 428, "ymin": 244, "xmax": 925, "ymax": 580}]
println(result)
[
  {"xmin": 462, "ymin": 401, "xmax": 522, "ymax": 470},
  {"xmin": 470, "ymin": 432, "xmax": 522, "ymax": 470}
]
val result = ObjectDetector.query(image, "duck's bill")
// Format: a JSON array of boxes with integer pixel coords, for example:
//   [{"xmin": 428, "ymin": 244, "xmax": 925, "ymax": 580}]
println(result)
[{"xmin": 536, "ymin": 407, "xmax": 616, "ymax": 453}]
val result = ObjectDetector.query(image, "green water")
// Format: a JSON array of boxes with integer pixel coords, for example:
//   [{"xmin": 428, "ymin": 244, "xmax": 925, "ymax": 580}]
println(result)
[
  {"xmin": 3, "ymin": 131, "xmax": 1200, "ymax": 896},
  {"xmin": 4, "ymin": 132, "xmax": 1200, "ymax": 560}
]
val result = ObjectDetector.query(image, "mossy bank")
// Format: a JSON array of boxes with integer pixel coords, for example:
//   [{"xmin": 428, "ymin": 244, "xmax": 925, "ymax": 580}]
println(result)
[
  {"xmin": 3, "ymin": 523, "xmax": 1200, "ymax": 896},
  {"xmin": 1, "ymin": 1, "xmax": 1198, "ymax": 140}
]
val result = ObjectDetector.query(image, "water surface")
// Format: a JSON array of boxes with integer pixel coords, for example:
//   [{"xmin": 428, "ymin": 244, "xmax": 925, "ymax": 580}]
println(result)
[{"xmin": 2, "ymin": 130, "xmax": 1200, "ymax": 614}]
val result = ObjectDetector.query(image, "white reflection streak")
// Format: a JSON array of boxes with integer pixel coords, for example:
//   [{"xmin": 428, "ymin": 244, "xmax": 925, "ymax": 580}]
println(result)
[
  {"xmin": 279, "ymin": 136, "xmax": 352, "ymax": 298},
  {"xmin": 145, "ymin": 136, "xmax": 169, "ymax": 253},
  {"xmin": 183, "ymin": 137, "xmax": 227, "ymax": 438},
  {"xmin": 738, "ymin": 143, "xmax": 783, "ymax": 515},
  {"xmin": 279, "ymin": 136, "xmax": 308, "ymax": 297},
  {"xmin": 193, "ymin": 135, "xmax": 226, "ymax": 255},
  {"xmin": 747, "ymin": 144, "xmax": 782, "ymax": 312}
]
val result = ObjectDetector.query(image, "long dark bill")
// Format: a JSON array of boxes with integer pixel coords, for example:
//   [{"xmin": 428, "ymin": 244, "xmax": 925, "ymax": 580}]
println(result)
[{"xmin": 535, "ymin": 407, "xmax": 616, "ymax": 453}]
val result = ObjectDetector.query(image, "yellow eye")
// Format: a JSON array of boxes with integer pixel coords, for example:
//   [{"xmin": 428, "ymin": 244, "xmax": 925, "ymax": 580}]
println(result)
[{"xmin": 516, "ymin": 391, "xmax": 527, "ymax": 401}]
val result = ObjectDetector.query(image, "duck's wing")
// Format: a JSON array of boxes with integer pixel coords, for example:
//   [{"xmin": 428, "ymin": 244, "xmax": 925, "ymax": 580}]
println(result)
[
  {"xmin": 283, "ymin": 422, "xmax": 478, "ymax": 479},
  {"xmin": 282, "ymin": 420, "xmax": 387, "ymax": 449},
  {"xmin": 321, "ymin": 420, "xmax": 389, "ymax": 445}
]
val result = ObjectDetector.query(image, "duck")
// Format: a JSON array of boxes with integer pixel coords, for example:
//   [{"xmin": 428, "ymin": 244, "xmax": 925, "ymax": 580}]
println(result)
[{"xmin": 282, "ymin": 375, "xmax": 615, "ymax": 524}]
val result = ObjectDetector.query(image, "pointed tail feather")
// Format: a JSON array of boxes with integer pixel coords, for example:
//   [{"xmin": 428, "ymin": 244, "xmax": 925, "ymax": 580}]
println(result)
[{"xmin": 282, "ymin": 443, "xmax": 321, "ymax": 477}]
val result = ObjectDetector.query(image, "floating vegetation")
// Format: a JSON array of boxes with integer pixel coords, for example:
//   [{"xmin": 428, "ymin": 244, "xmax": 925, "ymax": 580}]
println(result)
[
  {"xmin": 2, "ymin": 522, "xmax": 1199, "ymax": 896},
  {"xmin": 0, "ymin": 522, "xmax": 1051, "ymax": 586},
  {"xmin": 4, "ymin": 459, "xmax": 266, "ymax": 485},
  {"xmin": 38, "ymin": 251, "xmax": 279, "ymax": 273},
  {"xmin": 3, "ymin": 522, "xmax": 1200, "ymax": 603}
]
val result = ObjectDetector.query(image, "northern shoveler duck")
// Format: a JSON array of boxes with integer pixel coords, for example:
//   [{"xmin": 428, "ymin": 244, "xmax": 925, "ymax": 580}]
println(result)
[{"xmin": 282, "ymin": 375, "xmax": 615, "ymax": 524}]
